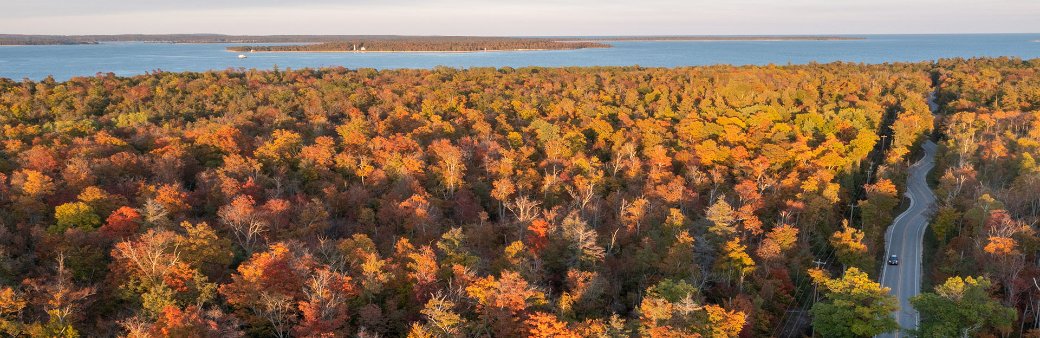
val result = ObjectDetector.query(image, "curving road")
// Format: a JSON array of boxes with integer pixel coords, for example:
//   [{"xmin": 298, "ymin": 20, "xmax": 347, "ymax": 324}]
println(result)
[{"xmin": 877, "ymin": 94, "xmax": 939, "ymax": 337}]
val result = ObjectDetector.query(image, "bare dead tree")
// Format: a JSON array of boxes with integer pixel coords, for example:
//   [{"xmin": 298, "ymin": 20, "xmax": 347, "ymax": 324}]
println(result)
[
  {"xmin": 506, "ymin": 195, "xmax": 541, "ymax": 224},
  {"xmin": 219, "ymin": 196, "xmax": 269, "ymax": 254},
  {"xmin": 566, "ymin": 179, "xmax": 597, "ymax": 213}
]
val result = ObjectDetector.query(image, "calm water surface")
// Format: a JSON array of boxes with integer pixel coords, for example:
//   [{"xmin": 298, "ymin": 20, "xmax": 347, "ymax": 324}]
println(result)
[{"xmin": 1, "ymin": 34, "xmax": 1039, "ymax": 80}]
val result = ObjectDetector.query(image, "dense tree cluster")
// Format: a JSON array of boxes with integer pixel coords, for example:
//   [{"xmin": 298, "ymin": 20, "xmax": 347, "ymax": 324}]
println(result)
[
  {"xmin": 0, "ymin": 35, "xmax": 99, "ymax": 46},
  {"xmin": 0, "ymin": 62, "xmax": 942, "ymax": 337},
  {"xmin": 922, "ymin": 57, "xmax": 1040, "ymax": 336},
  {"xmin": 228, "ymin": 39, "xmax": 608, "ymax": 53}
]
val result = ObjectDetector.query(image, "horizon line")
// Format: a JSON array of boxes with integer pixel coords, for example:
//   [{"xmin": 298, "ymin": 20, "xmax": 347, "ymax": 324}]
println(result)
[{"xmin": 2, "ymin": 32, "xmax": 1039, "ymax": 37}]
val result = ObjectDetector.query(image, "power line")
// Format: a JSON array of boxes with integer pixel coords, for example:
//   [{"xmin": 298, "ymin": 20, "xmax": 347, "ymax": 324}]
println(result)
[{"xmin": 773, "ymin": 247, "xmax": 837, "ymax": 337}]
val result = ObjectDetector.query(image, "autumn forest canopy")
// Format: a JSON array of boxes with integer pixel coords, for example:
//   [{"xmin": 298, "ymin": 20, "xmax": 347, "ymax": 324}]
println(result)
[{"xmin": 0, "ymin": 58, "xmax": 1038, "ymax": 337}]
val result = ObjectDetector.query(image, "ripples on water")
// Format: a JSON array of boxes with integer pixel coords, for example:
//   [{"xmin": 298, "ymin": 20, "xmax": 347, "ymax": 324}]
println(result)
[{"xmin": 1, "ymin": 34, "xmax": 1039, "ymax": 80}]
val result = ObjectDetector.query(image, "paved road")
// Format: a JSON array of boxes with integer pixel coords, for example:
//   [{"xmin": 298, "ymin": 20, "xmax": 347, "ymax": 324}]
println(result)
[{"xmin": 877, "ymin": 94, "xmax": 939, "ymax": 337}]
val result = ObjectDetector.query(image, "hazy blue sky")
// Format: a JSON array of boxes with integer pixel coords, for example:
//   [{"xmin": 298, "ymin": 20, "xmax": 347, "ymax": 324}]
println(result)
[{"xmin": 2, "ymin": 0, "xmax": 1038, "ymax": 35}]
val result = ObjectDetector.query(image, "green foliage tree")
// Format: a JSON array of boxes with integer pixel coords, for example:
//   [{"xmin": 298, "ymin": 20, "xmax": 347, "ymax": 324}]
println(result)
[
  {"xmin": 911, "ymin": 276, "xmax": 1016, "ymax": 338},
  {"xmin": 811, "ymin": 267, "xmax": 898, "ymax": 337},
  {"xmin": 930, "ymin": 206, "xmax": 961, "ymax": 243},
  {"xmin": 51, "ymin": 202, "xmax": 101, "ymax": 233}
]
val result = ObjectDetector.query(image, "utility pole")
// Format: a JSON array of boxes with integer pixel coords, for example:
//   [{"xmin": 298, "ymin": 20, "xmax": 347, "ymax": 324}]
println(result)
[
  {"xmin": 848, "ymin": 202, "xmax": 857, "ymax": 226},
  {"xmin": 811, "ymin": 259, "xmax": 827, "ymax": 338},
  {"xmin": 866, "ymin": 161, "xmax": 874, "ymax": 183},
  {"xmin": 879, "ymin": 134, "xmax": 888, "ymax": 164}
]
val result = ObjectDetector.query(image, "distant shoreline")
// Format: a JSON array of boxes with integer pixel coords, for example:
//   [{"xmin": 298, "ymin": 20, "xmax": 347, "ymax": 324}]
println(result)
[
  {"xmin": 0, "ymin": 34, "xmax": 863, "ymax": 46},
  {"xmin": 561, "ymin": 36, "xmax": 864, "ymax": 42},
  {"xmin": 229, "ymin": 48, "xmax": 562, "ymax": 54},
  {"xmin": 224, "ymin": 36, "xmax": 861, "ymax": 53}
]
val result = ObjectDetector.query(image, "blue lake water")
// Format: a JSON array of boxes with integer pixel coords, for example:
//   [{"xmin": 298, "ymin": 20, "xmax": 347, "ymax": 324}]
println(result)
[{"xmin": 1, "ymin": 34, "xmax": 1039, "ymax": 81}]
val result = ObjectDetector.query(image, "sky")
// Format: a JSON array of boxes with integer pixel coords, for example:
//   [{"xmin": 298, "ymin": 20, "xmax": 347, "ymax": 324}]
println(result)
[{"xmin": 2, "ymin": 0, "xmax": 1038, "ymax": 36}]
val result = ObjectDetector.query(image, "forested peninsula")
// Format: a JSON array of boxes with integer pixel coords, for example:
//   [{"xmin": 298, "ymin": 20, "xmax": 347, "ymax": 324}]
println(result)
[
  {"xmin": 226, "ymin": 39, "xmax": 609, "ymax": 53},
  {"xmin": 0, "ymin": 34, "xmax": 860, "ymax": 51}
]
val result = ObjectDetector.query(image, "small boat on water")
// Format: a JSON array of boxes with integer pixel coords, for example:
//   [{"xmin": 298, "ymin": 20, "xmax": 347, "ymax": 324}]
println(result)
[{"xmin": 238, "ymin": 54, "xmax": 248, "ymax": 59}]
